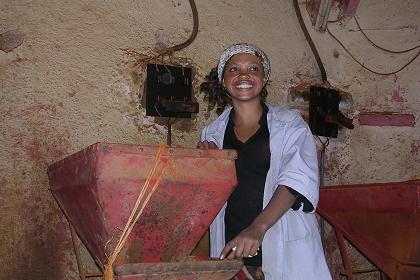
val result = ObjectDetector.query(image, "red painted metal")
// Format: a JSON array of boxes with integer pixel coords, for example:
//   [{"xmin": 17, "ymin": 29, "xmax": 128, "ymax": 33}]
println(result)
[
  {"xmin": 115, "ymin": 258, "xmax": 242, "ymax": 280},
  {"xmin": 47, "ymin": 143, "xmax": 242, "ymax": 279},
  {"xmin": 318, "ymin": 180, "xmax": 420, "ymax": 279},
  {"xmin": 358, "ymin": 113, "xmax": 415, "ymax": 127}
]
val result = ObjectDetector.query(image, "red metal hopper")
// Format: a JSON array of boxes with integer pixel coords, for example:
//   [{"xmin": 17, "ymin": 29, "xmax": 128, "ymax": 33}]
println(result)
[
  {"xmin": 48, "ymin": 143, "xmax": 242, "ymax": 279},
  {"xmin": 317, "ymin": 180, "xmax": 420, "ymax": 279}
]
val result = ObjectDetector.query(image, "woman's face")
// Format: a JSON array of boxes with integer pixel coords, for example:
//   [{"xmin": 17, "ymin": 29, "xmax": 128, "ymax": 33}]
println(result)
[{"xmin": 222, "ymin": 53, "xmax": 265, "ymax": 103}]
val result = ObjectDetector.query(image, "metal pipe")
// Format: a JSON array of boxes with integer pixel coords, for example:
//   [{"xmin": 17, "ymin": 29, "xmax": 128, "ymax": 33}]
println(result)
[{"xmin": 69, "ymin": 224, "xmax": 87, "ymax": 280}]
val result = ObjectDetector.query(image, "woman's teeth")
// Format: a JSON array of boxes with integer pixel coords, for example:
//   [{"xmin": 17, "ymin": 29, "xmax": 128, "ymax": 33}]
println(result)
[{"xmin": 236, "ymin": 83, "xmax": 252, "ymax": 89}]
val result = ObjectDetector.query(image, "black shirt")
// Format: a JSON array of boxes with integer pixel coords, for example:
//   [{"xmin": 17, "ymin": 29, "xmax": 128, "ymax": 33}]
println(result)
[
  {"xmin": 223, "ymin": 104, "xmax": 270, "ymax": 266},
  {"xmin": 223, "ymin": 104, "xmax": 312, "ymax": 266}
]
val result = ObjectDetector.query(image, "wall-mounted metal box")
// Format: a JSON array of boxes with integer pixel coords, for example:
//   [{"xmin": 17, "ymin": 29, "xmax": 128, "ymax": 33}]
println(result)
[{"xmin": 145, "ymin": 64, "xmax": 199, "ymax": 118}]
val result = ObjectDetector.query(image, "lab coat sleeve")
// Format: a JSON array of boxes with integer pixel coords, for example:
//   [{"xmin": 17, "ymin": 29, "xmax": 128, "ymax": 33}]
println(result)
[
  {"xmin": 275, "ymin": 115, "xmax": 319, "ymax": 211},
  {"xmin": 200, "ymin": 125, "xmax": 208, "ymax": 142}
]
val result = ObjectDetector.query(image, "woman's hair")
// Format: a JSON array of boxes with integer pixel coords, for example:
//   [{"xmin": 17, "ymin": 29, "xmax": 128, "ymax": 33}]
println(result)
[
  {"xmin": 200, "ymin": 67, "xmax": 230, "ymax": 115},
  {"xmin": 200, "ymin": 66, "xmax": 268, "ymax": 115}
]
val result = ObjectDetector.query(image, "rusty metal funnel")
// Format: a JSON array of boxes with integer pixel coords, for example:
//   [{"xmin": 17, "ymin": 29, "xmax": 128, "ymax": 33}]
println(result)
[
  {"xmin": 317, "ymin": 180, "xmax": 420, "ymax": 279},
  {"xmin": 48, "ymin": 143, "xmax": 242, "ymax": 279}
]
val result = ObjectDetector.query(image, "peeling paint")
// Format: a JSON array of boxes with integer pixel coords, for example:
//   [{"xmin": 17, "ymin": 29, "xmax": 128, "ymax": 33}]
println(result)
[
  {"xmin": 390, "ymin": 87, "xmax": 405, "ymax": 102},
  {"xmin": 411, "ymin": 140, "xmax": 419, "ymax": 157}
]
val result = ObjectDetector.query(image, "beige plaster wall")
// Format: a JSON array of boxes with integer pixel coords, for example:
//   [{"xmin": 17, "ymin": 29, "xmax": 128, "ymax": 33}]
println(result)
[{"xmin": 1, "ymin": 0, "xmax": 419, "ymax": 279}]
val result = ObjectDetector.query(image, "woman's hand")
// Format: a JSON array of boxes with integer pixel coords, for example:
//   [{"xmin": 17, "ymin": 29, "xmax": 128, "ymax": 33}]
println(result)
[
  {"xmin": 220, "ymin": 186, "xmax": 297, "ymax": 260},
  {"xmin": 220, "ymin": 223, "xmax": 267, "ymax": 260},
  {"xmin": 196, "ymin": 140, "xmax": 218, "ymax": 149}
]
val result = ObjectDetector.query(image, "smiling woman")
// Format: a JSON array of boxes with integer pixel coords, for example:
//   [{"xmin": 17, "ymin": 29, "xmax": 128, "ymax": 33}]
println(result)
[
  {"xmin": 200, "ymin": 44, "xmax": 270, "ymax": 115},
  {"xmin": 222, "ymin": 53, "xmax": 265, "ymax": 104},
  {"xmin": 198, "ymin": 43, "xmax": 332, "ymax": 280}
]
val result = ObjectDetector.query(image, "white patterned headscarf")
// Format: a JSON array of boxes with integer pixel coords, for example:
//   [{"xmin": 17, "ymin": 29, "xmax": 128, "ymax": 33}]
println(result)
[{"xmin": 217, "ymin": 43, "xmax": 271, "ymax": 83}]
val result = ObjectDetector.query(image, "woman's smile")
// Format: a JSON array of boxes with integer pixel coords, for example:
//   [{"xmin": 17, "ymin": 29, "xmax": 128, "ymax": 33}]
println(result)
[
  {"xmin": 222, "ymin": 53, "xmax": 265, "ymax": 102},
  {"xmin": 235, "ymin": 80, "xmax": 254, "ymax": 89}
]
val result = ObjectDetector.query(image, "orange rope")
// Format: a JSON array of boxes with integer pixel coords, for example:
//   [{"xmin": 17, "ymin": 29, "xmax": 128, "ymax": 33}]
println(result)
[{"xmin": 103, "ymin": 145, "xmax": 173, "ymax": 280}]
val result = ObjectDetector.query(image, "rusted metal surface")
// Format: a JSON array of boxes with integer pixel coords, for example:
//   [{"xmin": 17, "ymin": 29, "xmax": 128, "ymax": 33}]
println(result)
[
  {"xmin": 47, "ymin": 143, "xmax": 240, "ymax": 278},
  {"xmin": 115, "ymin": 258, "xmax": 243, "ymax": 280},
  {"xmin": 318, "ymin": 180, "xmax": 420, "ymax": 279},
  {"xmin": 287, "ymin": 83, "xmax": 354, "ymax": 124}
]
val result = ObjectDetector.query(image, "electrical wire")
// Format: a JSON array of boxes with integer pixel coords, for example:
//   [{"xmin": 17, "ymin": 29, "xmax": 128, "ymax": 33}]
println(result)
[
  {"xmin": 327, "ymin": 18, "xmax": 341, "ymax": 23},
  {"xmin": 171, "ymin": 0, "xmax": 199, "ymax": 52},
  {"xmin": 154, "ymin": 104, "xmax": 163, "ymax": 117},
  {"xmin": 316, "ymin": 135, "xmax": 330, "ymax": 151},
  {"xmin": 126, "ymin": 0, "xmax": 198, "ymax": 147},
  {"xmin": 327, "ymin": 27, "xmax": 420, "ymax": 76},
  {"xmin": 328, "ymin": 13, "xmax": 343, "ymax": 23},
  {"xmin": 293, "ymin": 0, "xmax": 328, "ymax": 83},
  {"xmin": 167, "ymin": 118, "xmax": 172, "ymax": 146},
  {"xmin": 166, "ymin": 117, "xmax": 179, "ymax": 147},
  {"xmin": 165, "ymin": 0, "xmax": 198, "ymax": 66},
  {"xmin": 315, "ymin": 135, "xmax": 329, "ymax": 253},
  {"xmin": 354, "ymin": 17, "xmax": 420, "ymax": 54},
  {"xmin": 126, "ymin": 0, "xmax": 198, "ymax": 67},
  {"xmin": 315, "ymin": 136, "xmax": 329, "ymax": 188}
]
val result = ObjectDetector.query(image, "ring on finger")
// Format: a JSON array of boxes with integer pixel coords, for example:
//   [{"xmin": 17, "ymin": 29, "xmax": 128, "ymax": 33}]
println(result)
[
  {"xmin": 232, "ymin": 246, "xmax": 237, "ymax": 251},
  {"xmin": 247, "ymin": 252, "xmax": 258, "ymax": 258}
]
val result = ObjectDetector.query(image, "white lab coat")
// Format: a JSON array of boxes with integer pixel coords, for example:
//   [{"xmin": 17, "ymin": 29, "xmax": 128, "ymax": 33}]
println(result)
[{"xmin": 201, "ymin": 104, "xmax": 332, "ymax": 280}]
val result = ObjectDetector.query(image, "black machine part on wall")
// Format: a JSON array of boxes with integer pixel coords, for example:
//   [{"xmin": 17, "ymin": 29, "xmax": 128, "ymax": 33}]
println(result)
[
  {"xmin": 146, "ymin": 64, "xmax": 199, "ymax": 118},
  {"xmin": 309, "ymin": 86, "xmax": 354, "ymax": 138}
]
